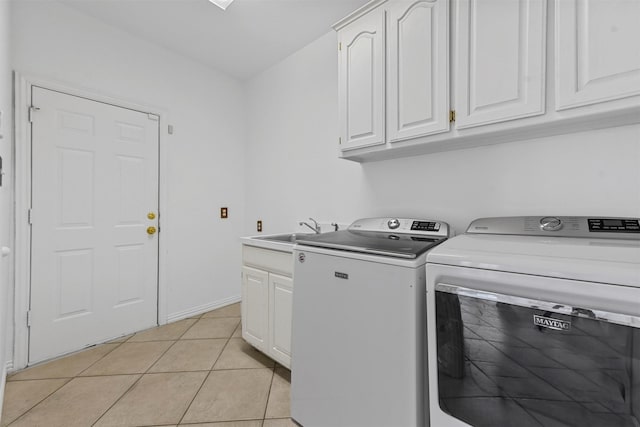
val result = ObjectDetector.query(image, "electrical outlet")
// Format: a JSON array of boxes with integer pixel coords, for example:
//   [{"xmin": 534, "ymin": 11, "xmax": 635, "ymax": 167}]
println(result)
[
  {"xmin": 220, "ymin": 207, "xmax": 228, "ymax": 218},
  {"xmin": 257, "ymin": 220, "xmax": 263, "ymax": 232}
]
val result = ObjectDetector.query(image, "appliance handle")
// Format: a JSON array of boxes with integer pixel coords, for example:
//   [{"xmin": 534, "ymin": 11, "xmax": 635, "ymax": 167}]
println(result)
[{"xmin": 435, "ymin": 283, "xmax": 640, "ymax": 328}]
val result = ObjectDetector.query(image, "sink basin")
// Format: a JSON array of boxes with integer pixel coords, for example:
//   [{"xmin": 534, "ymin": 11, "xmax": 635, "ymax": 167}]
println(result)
[{"xmin": 254, "ymin": 233, "xmax": 313, "ymax": 243}]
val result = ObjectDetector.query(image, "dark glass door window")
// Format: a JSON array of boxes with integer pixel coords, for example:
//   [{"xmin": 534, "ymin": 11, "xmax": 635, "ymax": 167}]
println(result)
[{"xmin": 435, "ymin": 287, "xmax": 640, "ymax": 427}]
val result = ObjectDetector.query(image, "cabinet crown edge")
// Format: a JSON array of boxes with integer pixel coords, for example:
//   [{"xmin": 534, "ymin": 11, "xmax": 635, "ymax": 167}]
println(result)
[{"xmin": 332, "ymin": 0, "xmax": 388, "ymax": 31}]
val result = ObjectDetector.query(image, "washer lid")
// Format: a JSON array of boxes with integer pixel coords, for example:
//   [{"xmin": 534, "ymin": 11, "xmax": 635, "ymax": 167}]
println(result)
[
  {"xmin": 296, "ymin": 217, "xmax": 450, "ymax": 259},
  {"xmin": 427, "ymin": 233, "xmax": 640, "ymax": 287},
  {"xmin": 295, "ymin": 230, "xmax": 446, "ymax": 259}
]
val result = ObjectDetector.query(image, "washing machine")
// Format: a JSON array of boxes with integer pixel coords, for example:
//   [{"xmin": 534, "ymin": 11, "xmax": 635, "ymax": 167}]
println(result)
[
  {"xmin": 291, "ymin": 217, "xmax": 451, "ymax": 427},
  {"xmin": 426, "ymin": 216, "xmax": 640, "ymax": 427}
]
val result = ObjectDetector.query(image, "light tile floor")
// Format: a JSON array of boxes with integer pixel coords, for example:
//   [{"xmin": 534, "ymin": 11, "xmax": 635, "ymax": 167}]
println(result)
[{"xmin": 1, "ymin": 303, "xmax": 296, "ymax": 427}]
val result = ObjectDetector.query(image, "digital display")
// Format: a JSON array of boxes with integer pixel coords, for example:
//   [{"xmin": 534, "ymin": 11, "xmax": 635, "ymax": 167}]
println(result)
[
  {"xmin": 411, "ymin": 221, "xmax": 439, "ymax": 231},
  {"xmin": 603, "ymin": 219, "xmax": 623, "ymax": 227}
]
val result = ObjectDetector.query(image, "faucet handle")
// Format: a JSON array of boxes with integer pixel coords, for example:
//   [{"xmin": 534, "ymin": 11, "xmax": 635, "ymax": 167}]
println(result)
[{"xmin": 331, "ymin": 222, "xmax": 339, "ymax": 231}]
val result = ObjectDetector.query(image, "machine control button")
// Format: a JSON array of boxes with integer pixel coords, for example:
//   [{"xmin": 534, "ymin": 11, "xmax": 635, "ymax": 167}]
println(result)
[
  {"xmin": 388, "ymin": 218, "xmax": 400, "ymax": 229},
  {"xmin": 540, "ymin": 216, "xmax": 562, "ymax": 231}
]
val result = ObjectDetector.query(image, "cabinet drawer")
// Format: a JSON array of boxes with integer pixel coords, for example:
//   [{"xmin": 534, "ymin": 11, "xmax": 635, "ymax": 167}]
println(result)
[{"xmin": 242, "ymin": 245, "xmax": 293, "ymax": 277}]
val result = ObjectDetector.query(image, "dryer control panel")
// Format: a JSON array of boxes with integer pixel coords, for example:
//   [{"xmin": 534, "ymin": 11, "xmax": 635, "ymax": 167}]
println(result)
[
  {"xmin": 588, "ymin": 218, "xmax": 640, "ymax": 233},
  {"xmin": 467, "ymin": 216, "xmax": 640, "ymax": 240}
]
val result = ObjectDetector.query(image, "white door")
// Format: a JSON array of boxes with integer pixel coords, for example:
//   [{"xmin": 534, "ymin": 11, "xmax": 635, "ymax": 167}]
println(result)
[
  {"xmin": 454, "ymin": 0, "xmax": 546, "ymax": 128},
  {"xmin": 269, "ymin": 273, "xmax": 293, "ymax": 368},
  {"xmin": 338, "ymin": 6, "xmax": 386, "ymax": 151},
  {"xmin": 29, "ymin": 87, "xmax": 159, "ymax": 363},
  {"xmin": 387, "ymin": 0, "xmax": 450, "ymax": 141},
  {"xmin": 555, "ymin": 0, "xmax": 640, "ymax": 110},
  {"xmin": 241, "ymin": 266, "xmax": 268, "ymax": 352}
]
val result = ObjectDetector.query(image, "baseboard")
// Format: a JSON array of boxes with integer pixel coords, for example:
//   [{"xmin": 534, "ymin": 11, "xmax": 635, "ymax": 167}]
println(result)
[
  {"xmin": 167, "ymin": 295, "xmax": 241, "ymax": 323},
  {"xmin": 0, "ymin": 361, "xmax": 9, "ymax": 422}
]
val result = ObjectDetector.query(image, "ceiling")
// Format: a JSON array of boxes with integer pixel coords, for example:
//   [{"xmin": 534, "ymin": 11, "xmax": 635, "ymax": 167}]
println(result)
[{"xmin": 60, "ymin": 0, "xmax": 370, "ymax": 81}]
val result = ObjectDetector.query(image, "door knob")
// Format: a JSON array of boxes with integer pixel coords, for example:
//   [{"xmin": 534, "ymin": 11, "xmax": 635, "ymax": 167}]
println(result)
[
  {"xmin": 147, "ymin": 226, "xmax": 157, "ymax": 235},
  {"xmin": 147, "ymin": 212, "xmax": 156, "ymax": 220}
]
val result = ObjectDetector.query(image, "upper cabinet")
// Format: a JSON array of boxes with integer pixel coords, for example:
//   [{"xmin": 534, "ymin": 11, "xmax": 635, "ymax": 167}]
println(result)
[
  {"xmin": 337, "ymin": 3, "xmax": 386, "ymax": 150},
  {"xmin": 454, "ymin": 0, "xmax": 546, "ymax": 128},
  {"xmin": 333, "ymin": 0, "xmax": 640, "ymax": 162},
  {"xmin": 387, "ymin": 0, "xmax": 449, "ymax": 141},
  {"xmin": 555, "ymin": 0, "xmax": 640, "ymax": 110}
]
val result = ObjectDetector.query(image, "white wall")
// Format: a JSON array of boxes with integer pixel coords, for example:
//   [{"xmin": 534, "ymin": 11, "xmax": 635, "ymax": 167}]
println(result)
[
  {"xmin": 245, "ymin": 31, "xmax": 640, "ymax": 236},
  {"xmin": 10, "ymin": 0, "xmax": 246, "ymax": 362},
  {"xmin": 0, "ymin": 0, "xmax": 12, "ymax": 411}
]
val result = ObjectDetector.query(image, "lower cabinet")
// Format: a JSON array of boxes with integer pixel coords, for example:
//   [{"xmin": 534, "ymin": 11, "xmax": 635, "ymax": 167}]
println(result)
[
  {"xmin": 268, "ymin": 273, "xmax": 293, "ymax": 367},
  {"xmin": 241, "ymin": 266, "xmax": 269, "ymax": 352},
  {"xmin": 241, "ymin": 245, "xmax": 294, "ymax": 369}
]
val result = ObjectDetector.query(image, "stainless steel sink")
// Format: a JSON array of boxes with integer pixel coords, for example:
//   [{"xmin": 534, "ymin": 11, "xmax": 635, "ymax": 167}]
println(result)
[{"xmin": 254, "ymin": 233, "xmax": 312, "ymax": 243}]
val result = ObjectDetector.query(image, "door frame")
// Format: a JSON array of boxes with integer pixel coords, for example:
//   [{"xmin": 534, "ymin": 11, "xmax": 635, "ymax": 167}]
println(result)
[{"xmin": 13, "ymin": 72, "xmax": 170, "ymax": 370}]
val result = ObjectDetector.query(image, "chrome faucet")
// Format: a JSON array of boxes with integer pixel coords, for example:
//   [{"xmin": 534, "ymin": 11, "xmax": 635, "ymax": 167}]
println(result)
[{"xmin": 300, "ymin": 217, "xmax": 321, "ymax": 234}]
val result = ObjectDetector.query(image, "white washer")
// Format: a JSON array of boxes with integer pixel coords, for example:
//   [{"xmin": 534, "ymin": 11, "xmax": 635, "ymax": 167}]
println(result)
[
  {"xmin": 426, "ymin": 216, "xmax": 640, "ymax": 427},
  {"xmin": 291, "ymin": 217, "xmax": 451, "ymax": 427}
]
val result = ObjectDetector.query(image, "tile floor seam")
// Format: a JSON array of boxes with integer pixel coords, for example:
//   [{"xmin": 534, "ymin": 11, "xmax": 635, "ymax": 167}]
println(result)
[
  {"xmin": 176, "ymin": 333, "xmax": 236, "ymax": 425},
  {"xmin": 176, "ymin": 319, "xmax": 200, "ymax": 340},
  {"xmin": 262, "ymin": 366, "xmax": 277, "ymax": 420},
  {"xmin": 87, "ymin": 373, "xmax": 143, "ymax": 427},
  {"xmin": 74, "ymin": 340, "xmax": 127, "ymax": 377},
  {"xmin": 1, "ymin": 377, "xmax": 72, "ymax": 427},
  {"xmin": 175, "ymin": 369, "xmax": 213, "ymax": 425},
  {"xmin": 7, "ymin": 340, "xmax": 124, "ymax": 382},
  {"xmin": 90, "ymin": 338, "xmax": 180, "ymax": 426}
]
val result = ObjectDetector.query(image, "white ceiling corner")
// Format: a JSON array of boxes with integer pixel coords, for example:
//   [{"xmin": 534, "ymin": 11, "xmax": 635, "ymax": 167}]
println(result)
[{"xmin": 59, "ymin": 0, "xmax": 370, "ymax": 81}]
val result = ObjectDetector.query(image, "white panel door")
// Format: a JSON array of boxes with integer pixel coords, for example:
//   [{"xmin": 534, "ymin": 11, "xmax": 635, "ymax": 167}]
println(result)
[
  {"xmin": 30, "ymin": 87, "xmax": 159, "ymax": 363},
  {"xmin": 269, "ymin": 273, "xmax": 293, "ymax": 368},
  {"xmin": 338, "ymin": 6, "xmax": 386, "ymax": 150},
  {"xmin": 387, "ymin": 0, "xmax": 450, "ymax": 141},
  {"xmin": 455, "ymin": 0, "xmax": 546, "ymax": 128},
  {"xmin": 556, "ymin": 0, "xmax": 640, "ymax": 110},
  {"xmin": 241, "ymin": 266, "xmax": 268, "ymax": 352}
]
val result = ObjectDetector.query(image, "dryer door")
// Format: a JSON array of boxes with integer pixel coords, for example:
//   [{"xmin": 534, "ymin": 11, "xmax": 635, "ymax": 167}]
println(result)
[{"xmin": 426, "ymin": 266, "xmax": 640, "ymax": 427}]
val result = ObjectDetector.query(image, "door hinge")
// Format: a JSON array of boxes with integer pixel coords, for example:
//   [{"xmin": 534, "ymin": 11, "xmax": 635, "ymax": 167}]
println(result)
[
  {"xmin": 27, "ymin": 310, "xmax": 32, "ymax": 327},
  {"xmin": 449, "ymin": 110, "xmax": 456, "ymax": 123},
  {"xmin": 339, "ymin": 42, "xmax": 342, "ymax": 51},
  {"xmin": 28, "ymin": 106, "xmax": 40, "ymax": 123},
  {"xmin": 147, "ymin": 113, "xmax": 160, "ymax": 121},
  {"xmin": 339, "ymin": 137, "xmax": 342, "ymax": 145},
  {"xmin": 28, "ymin": 208, "xmax": 33, "ymax": 225}
]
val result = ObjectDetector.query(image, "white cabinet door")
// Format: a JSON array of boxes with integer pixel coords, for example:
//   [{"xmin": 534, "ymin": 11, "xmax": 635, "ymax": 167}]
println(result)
[
  {"xmin": 387, "ymin": 0, "xmax": 450, "ymax": 141},
  {"xmin": 269, "ymin": 273, "xmax": 293, "ymax": 368},
  {"xmin": 454, "ymin": 0, "xmax": 546, "ymax": 128},
  {"xmin": 241, "ymin": 266, "xmax": 269, "ymax": 352},
  {"xmin": 555, "ymin": 0, "xmax": 640, "ymax": 110},
  {"xmin": 338, "ymin": 6, "xmax": 386, "ymax": 150}
]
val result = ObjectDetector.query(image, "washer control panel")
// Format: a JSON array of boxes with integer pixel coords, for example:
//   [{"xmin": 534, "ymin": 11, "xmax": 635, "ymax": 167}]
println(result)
[
  {"xmin": 348, "ymin": 217, "xmax": 450, "ymax": 237},
  {"xmin": 467, "ymin": 216, "xmax": 640, "ymax": 240},
  {"xmin": 539, "ymin": 217, "xmax": 563, "ymax": 231}
]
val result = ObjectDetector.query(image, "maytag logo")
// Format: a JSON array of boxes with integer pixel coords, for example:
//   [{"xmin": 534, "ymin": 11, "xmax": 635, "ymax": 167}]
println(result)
[
  {"xmin": 533, "ymin": 315, "xmax": 571, "ymax": 331},
  {"xmin": 335, "ymin": 272, "xmax": 349, "ymax": 280}
]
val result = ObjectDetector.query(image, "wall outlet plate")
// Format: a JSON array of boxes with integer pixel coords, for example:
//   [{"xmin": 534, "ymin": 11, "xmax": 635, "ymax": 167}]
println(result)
[
  {"xmin": 220, "ymin": 207, "xmax": 228, "ymax": 218},
  {"xmin": 257, "ymin": 220, "xmax": 263, "ymax": 232}
]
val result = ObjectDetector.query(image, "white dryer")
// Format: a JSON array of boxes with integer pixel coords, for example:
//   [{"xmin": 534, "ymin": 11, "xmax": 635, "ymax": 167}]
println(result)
[{"xmin": 426, "ymin": 216, "xmax": 640, "ymax": 427}]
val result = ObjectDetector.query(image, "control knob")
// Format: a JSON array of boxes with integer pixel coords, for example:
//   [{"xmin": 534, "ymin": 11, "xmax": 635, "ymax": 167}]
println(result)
[
  {"xmin": 540, "ymin": 216, "xmax": 562, "ymax": 231},
  {"xmin": 387, "ymin": 218, "xmax": 400, "ymax": 230}
]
